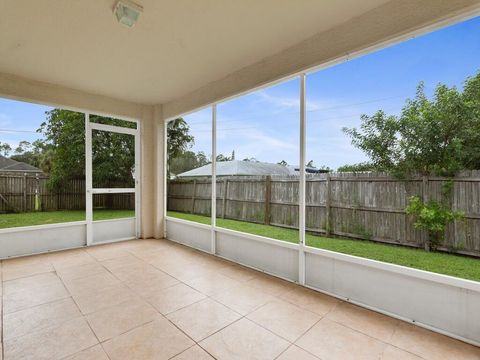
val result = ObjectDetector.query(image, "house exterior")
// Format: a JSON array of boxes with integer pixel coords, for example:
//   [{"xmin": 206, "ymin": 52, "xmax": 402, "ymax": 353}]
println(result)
[
  {"xmin": 176, "ymin": 160, "xmax": 326, "ymax": 178},
  {"xmin": 0, "ymin": 155, "xmax": 44, "ymax": 176}
]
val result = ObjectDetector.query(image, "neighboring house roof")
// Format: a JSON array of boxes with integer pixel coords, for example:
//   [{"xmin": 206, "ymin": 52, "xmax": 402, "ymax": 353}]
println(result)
[
  {"xmin": 177, "ymin": 160, "xmax": 313, "ymax": 178},
  {"xmin": 0, "ymin": 155, "xmax": 43, "ymax": 173},
  {"xmin": 178, "ymin": 160, "xmax": 294, "ymax": 177}
]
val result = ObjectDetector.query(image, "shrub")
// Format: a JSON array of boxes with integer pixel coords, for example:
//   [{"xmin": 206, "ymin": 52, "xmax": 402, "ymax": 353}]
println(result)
[{"xmin": 406, "ymin": 196, "xmax": 464, "ymax": 251}]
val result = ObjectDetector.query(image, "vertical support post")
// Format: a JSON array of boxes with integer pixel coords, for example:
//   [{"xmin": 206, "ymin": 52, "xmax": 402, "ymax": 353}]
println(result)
[
  {"xmin": 422, "ymin": 175, "xmax": 429, "ymax": 251},
  {"xmin": 191, "ymin": 179, "xmax": 197, "ymax": 214},
  {"xmin": 299, "ymin": 74, "xmax": 307, "ymax": 285},
  {"xmin": 134, "ymin": 127, "xmax": 141, "ymax": 239},
  {"xmin": 265, "ymin": 175, "xmax": 272, "ymax": 225},
  {"xmin": 85, "ymin": 113, "xmax": 93, "ymax": 246},
  {"xmin": 222, "ymin": 178, "xmax": 228, "ymax": 219},
  {"xmin": 23, "ymin": 173, "xmax": 27, "ymax": 212},
  {"xmin": 163, "ymin": 119, "xmax": 168, "ymax": 239},
  {"xmin": 211, "ymin": 104, "xmax": 217, "ymax": 254},
  {"xmin": 325, "ymin": 173, "xmax": 331, "ymax": 236}
]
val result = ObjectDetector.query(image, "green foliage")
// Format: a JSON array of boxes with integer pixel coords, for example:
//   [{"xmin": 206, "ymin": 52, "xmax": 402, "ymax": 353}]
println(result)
[
  {"xmin": 406, "ymin": 196, "xmax": 464, "ymax": 250},
  {"xmin": 0, "ymin": 142, "xmax": 12, "ymax": 156},
  {"xmin": 343, "ymin": 71, "xmax": 480, "ymax": 176},
  {"xmin": 167, "ymin": 118, "xmax": 194, "ymax": 160},
  {"xmin": 337, "ymin": 162, "xmax": 376, "ymax": 172},
  {"xmin": 37, "ymin": 109, "xmax": 136, "ymax": 189},
  {"xmin": 169, "ymin": 151, "xmax": 209, "ymax": 176}
]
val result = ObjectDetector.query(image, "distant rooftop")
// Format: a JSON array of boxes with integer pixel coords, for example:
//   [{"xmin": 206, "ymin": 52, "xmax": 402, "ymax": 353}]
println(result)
[
  {"xmin": 0, "ymin": 156, "xmax": 43, "ymax": 174},
  {"xmin": 176, "ymin": 160, "xmax": 326, "ymax": 178}
]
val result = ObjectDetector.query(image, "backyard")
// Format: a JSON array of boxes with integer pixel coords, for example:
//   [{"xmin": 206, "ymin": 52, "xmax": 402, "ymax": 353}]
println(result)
[
  {"xmin": 168, "ymin": 211, "xmax": 480, "ymax": 282},
  {"xmin": 0, "ymin": 209, "xmax": 135, "ymax": 229}
]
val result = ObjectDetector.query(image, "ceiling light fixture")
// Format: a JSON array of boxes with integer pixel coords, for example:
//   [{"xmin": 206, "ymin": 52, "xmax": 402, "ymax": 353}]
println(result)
[{"xmin": 113, "ymin": 0, "xmax": 143, "ymax": 28}]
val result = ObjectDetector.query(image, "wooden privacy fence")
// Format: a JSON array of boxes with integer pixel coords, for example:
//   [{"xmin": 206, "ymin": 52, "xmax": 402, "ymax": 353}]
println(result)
[
  {"xmin": 0, "ymin": 175, "xmax": 134, "ymax": 213},
  {"xmin": 168, "ymin": 171, "xmax": 480, "ymax": 257}
]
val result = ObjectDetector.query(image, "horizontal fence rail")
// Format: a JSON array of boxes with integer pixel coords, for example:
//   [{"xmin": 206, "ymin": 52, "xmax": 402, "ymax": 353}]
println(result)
[
  {"xmin": 0, "ymin": 175, "xmax": 134, "ymax": 213},
  {"xmin": 167, "ymin": 171, "xmax": 480, "ymax": 257}
]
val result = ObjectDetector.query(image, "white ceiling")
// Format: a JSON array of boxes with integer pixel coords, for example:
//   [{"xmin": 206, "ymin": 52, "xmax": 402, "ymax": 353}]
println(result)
[{"xmin": 0, "ymin": 0, "xmax": 390, "ymax": 105}]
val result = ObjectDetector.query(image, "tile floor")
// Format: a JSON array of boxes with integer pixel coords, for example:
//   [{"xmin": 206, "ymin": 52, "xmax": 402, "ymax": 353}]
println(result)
[{"xmin": 0, "ymin": 239, "xmax": 479, "ymax": 360}]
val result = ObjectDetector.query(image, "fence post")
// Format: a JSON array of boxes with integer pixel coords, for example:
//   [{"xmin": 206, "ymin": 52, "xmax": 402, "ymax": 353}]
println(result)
[
  {"xmin": 422, "ymin": 175, "xmax": 429, "ymax": 251},
  {"xmin": 265, "ymin": 175, "xmax": 272, "ymax": 225},
  {"xmin": 222, "ymin": 179, "xmax": 228, "ymax": 218},
  {"xmin": 325, "ymin": 173, "xmax": 331, "ymax": 236},
  {"xmin": 23, "ymin": 173, "xmax": 27, "ymax": 212},
  {"xmin": 191, "ymin": 179, "xmax": 197, "ymax": 214}
]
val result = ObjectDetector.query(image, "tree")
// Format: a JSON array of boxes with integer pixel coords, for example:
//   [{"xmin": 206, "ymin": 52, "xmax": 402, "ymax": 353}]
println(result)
[
  {"xmin": 343, "ymin": 71, "xmax": 480, "ymax": 176},
  {"xmin": 166, "ymin": 118, "xmax": 195, "ymax": 179},
  {"xmin": 167, "ymin": 119, "xmax": 194, "ymax": 160},
  {"xmin": 10, "ymin": 140, "xmax": 49, "ymax": 171},
  {"xmin": 0, "ymin": 142, "xmax": 12, "ymax": 156},
  {"xmin": 169, "ymin": 151, "xmax": 209, "ymax": 176},
  {"xmin": 217, "ymin": 151, "xmax": 235, "ymax": 162},
  {"xmin": 277, "ymin": 160, "xmax": 288, "ymax": 166},
  {"xmin": 39, "ymin": 109, "xmax": 137, "ymax": 189}
]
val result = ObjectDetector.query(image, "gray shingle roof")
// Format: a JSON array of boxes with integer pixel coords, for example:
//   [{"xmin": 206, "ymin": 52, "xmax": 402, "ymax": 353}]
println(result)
[
  {"xmin": 0, "ymin": 156, "xmax": 43, "ymax": 173},
  {"xmin": 177, "ymin": 160, "xmax": 296, "ymax": 177}
]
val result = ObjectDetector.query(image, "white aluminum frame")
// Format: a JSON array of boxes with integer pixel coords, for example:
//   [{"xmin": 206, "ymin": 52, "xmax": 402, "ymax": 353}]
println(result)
[
  {"xmin": 298, "ymin": 73, "xmax": 306, "ymax": 285},
  {"xmin": 85, "ymin": 114, "xmax": 141, "ymax": 245},
  {"xmin": 211, "ymin": 104, "xmax": 217, "ymax": 254}
]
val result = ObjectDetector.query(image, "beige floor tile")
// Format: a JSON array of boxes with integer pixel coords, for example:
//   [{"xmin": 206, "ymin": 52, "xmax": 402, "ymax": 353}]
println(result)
[
  {"xmin": 72, "ymin": 284, "xmax": 137, "ymax": 314},
  {"xmin": 211, "ymin": 283, "xmax": 275, "ymax": 315},
  {"xmin": 123, "ymin": 273, "xmax": 179, "ymax": 298},
  {"xmin": 380, "ymin": 345, "xmax": 423, "ymax": 360},
  {"xmin": 326, "ymin": 302, "xmax": 399, "ymax": 342},
  {"xmin": 184, "ymin": 273, "xmax": 242, "ymax": 295},
  {"xmin": 277, "ymin": 345, "xmax": 320, "ymax": 360},
  {"xmin": 246, "ymin": 273, "xmax": 296, "ymax": 296},
  {"xmin": 51, "ymin": 251, "xmax": 95, "ymax": 270},
  {"xmin": 113, "ymin": 263, "xmax": 177, "ymax": 288},
  {"xmin": 145, "ymin": 283, "xmax": 206, "ymax": 315},
  {"xmin": 4, "ymin": 317, "xmax": 98, "ymax": 360},
  {"xmin": 86, "ymin": 298, "xmax": 158, "ymax": 341},
  {"xmin": 218, "ymin": 264, "xmax": 258, "ymax": 282},
  {"xmin": 390, "ymin": 322, "xmax": 480, "ymax": 360},
  {"xmin": 247, "ymin": 299, "xmax": 321, "ymax": 342},
  {"xmin": 2, "ymin": 253, "xmax": 50, "ymax": 269},
  {"xmin": 296, "ymin": 318, "xmax": 387, "ymax": 360},
  {"xmin": 101, "ymin": 254, "xmax": 144, "ymax": 271},
  {"xmin": 102, "ymin": 316, "xmax": 194, "ymax": 360},
  {"xmin": 2, "ymin": 261, "xmax": 54, "ymax": 281},
  {"xmin": 63, "ymin": 272, "xmax": 121, "ymax": 295},
  {"xmin": 281, "ymin": 286, "xmax": 339, "ymax": 315},
  {"xmin": 86, "ymin": 245, "xmax": 131, "ymax": 261},
  {"xmin": 3, "ymin": 272, "xmax": 60, "ymax": 295},
  {"xmin": 171, "ymin": 346, "xmax": 214, "ymax": 360},
  {"xmin": 167, "ymin": 298, "xmax": 241, "ymax": 341},
  {"xmin": 200, "ymin": 318, "xmax": 290, "ymax": 360},
  {"xmin": 56, "ymin": 261, "xmax": 108, "ymax": 281},
  {"xmin": 3, "ymin": 297, "xmax": 81, "ymax": 340},
  {"xmin": 159, "ymin": 261, "xmax": 216, "ymax": 282},
  {"xmin": 3, "ymin": 281, "xmax": 70, "ymax": 314},
  {"xmin": 63, "ymin": 345, "xmax": 110, "ymax": 360}
]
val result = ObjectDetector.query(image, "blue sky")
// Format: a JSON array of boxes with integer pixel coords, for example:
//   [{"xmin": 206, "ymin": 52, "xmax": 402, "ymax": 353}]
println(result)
[
  {"xmin": 183, "ymin": 16, "xmax": 480, "ymax": 169},
  {"xmin": 1, "ymin": 16, "xmax": 479, "ymax": 168}
]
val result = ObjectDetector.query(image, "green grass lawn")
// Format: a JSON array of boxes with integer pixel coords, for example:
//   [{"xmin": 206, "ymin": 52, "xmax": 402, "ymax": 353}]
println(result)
[
  {"xmin": 0, "ymin": 209, "xmax": 135, "ymax": 229},
  {"xmin": 167, "ymin": 211, "xmax": 480, "ymax": 282}
]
